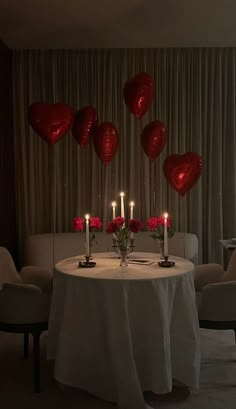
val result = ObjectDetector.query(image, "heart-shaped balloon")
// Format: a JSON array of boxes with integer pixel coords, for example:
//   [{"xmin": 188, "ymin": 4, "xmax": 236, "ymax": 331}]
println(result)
[
  {"xmin": 141, "ymin": 120, "xmax": 167, "ymax": 160},
  {"xmin": 93, "ymin": 122, "xmax": 119, "ymax": 164},
  {"xmin": 163, "ymin": 152, "xmax": 203, "ymax": 196},
  {"xmin": 72, "ymin": 106, "xmax": 98, "ymax": 147},
  {"xmin": 28, "ymin": 103, "xmax": 74, "ymax": 145},
  {"xmin": 123, "ymin": 72, "xmax": 154, "ymax": 118}
]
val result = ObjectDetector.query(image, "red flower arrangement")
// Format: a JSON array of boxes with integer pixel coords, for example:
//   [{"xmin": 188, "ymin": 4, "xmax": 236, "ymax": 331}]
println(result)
[
  {"xmin": 72, "ymin": 216, "xmax": 102, "ymax": 232},
  {"xmin": 72, "ymin": 217, "xmax": 84, "ymax": 231},
  {"xmin": 146, "ymin": 215, "xmax": 175, "ymax": 241},
  {"xmin": 72, "ymin": 216, "xmax": 103, "ymax": 249},
  {"xmin": 106, "ymin": 217, "xmax": 142, "ymax": 250}
]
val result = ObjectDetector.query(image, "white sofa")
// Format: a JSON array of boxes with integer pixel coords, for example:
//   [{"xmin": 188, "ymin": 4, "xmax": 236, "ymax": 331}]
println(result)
[{"xmin": 23, "ymin": 231, "xmax": 199, "ymax": 271}]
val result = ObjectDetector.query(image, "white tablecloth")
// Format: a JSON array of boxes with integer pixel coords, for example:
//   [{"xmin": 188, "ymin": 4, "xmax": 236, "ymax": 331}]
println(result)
[{"xmin": 48, "ymin": 252, "xmax": 200, "ymax": 409}]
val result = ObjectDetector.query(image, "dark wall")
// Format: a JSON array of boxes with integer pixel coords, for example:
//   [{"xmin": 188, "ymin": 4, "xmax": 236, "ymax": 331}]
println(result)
[{"xmin": 0, "ymin": 40, "xmax": 17, "ymax": 259}]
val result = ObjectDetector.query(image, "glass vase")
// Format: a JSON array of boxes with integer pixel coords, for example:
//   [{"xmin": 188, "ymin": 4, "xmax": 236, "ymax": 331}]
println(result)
[
  {"xmin": 159, "ymin": 240, "xmax": 164, "ymax": 259},
  {"xmin": 119, "ymin": 248, "xmax": 129, "ymax": 267},
  {"xmin": 89, "ymin": 242, "xmax": 93, "ymax": 259},
  {"xmin": 84, "ymin": 238, "xmax": 94, "ymax": 260}
]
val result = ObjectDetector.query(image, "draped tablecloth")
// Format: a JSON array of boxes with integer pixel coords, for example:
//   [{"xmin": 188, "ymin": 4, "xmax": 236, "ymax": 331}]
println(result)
[{"xmin": 47, "ymin": 252, "xmax": 200, "ymax": 409}]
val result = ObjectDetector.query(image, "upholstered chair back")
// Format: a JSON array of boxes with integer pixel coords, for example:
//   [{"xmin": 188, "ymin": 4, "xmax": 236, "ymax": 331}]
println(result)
[
  {"xmin": 223, "ymin": 248, "xmax": 236, "ymax": 281},
  {"xmin": 0, "ymin": 247, "xmax": 21, "ymax": 285}
]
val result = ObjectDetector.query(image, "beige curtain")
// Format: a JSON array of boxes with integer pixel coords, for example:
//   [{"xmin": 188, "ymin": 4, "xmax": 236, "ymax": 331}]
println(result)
[{"xmin": 13, "ymin": 48, "xmax": 236, "ymax": 264}]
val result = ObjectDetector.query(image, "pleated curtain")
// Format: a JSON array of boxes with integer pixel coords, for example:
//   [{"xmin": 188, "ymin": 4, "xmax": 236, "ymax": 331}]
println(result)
[{"xmin": 12, "ymin": 48, "xmax": 236, "ymax": 264}]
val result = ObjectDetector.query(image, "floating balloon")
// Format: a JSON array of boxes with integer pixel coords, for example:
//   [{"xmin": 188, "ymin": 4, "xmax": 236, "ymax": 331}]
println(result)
[
  {"xmin": 28, "ymin": 103, "xmax": 74, "ymax": 145},
  {"xmin": 163, "ymin": 152, "xmax": 203, "ymax": 196},
  {"xmin": 93, "ymin": 122, "xmax": 119, "ymax": 164},
  {"xmin": 72, "ymin": 106, "xmax": 98, "ymax": 147},
  {"xmin": 141, "ymin": 120, "xmax": 167, "ymax": 160},
  {"xmin": 123, "ymin": 72, "xmax": 154, "ymax": 118}
]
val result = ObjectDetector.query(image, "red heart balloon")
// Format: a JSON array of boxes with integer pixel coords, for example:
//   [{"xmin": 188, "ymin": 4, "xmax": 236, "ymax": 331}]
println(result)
[
  {"xmin": 123, "ymin": 72, "xmax": 154, "ymax": 118},
  {"xmin": 72, "ymin": 106, "xmax": 98, "ymax": 147},
  {"xmin": 141, "ymin": 120, "xmax": 167, "ymax": 160},
  {"xmin": 93, "ymin": 122, "xmax": 119, "ymax": 164},
  {"xmin": 28, "ymin": 103, "xmax": 74, "ymax": 145},
  {"xmin": 163, "ymin": 152, "xmax": 203, "ymax": 196}
]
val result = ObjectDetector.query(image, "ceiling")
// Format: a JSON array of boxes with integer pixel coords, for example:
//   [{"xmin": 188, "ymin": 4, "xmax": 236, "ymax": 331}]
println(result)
[{"xmin": 0, "ymin": 0, "xmax": 236, "ymax": 49}]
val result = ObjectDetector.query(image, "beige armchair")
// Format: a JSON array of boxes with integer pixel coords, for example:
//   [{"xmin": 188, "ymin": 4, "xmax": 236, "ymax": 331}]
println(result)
[
  {"xmin": 194, "ymin": 249, "xmax": 236, "ymax": 339},
  {"xmin": 0, "ymin": 246, "xmax": 53, "ymax": 391}
]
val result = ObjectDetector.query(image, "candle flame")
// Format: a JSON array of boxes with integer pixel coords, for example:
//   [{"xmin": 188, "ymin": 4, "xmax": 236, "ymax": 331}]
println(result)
[
  {"xmin": 164, "ymin": 212, "xmax": 168, "ymax": 219},
  {"xmin": 111, "ymin": 201, "xmax": 117, "ymax": 207},
  {"xmin": 85, "ymin": 214, "xmax": 90, "ymax": 220},
  {"xmin": 120, "ymin": 192, "xmax": 125, "ymax": 197},
  {"xmin": 130, "ymin": 201, "xmax": 135, "ymax": 207}
]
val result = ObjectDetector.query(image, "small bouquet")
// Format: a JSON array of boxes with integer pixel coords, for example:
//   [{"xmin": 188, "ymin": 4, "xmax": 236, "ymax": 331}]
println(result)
[
  {"xmin": 106, "ymin": 217, "xmax": 142, "ymax": 251},
  {"xmin": 72, "ymin": 216, "xmax": 103, "ymax": 251},
  {"xmin": 146, "ymin": 215, "xmax": 175, "ymax": 241}
]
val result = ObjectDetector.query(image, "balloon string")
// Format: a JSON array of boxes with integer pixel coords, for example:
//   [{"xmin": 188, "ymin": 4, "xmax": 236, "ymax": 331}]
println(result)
[
  {"xmin": 180, "ymin": 196, "xmax": 186, "ymax": 259},
  {"xmin": 152, "ymin": 160, "xmax": 156, "ymax": 214},
  {"xmin": 139, "ymin": 117, "xmax": 144, "ymax": 216},
  {"xmin": 180, "ymin": 194, "xmax": 187, "ymax": 235},
  {"xmin": 139, "ymin": 116, "xmax": 156, "ymax": 215},
  {"xmin": 51, "ymin": 145, "xmax": 56, "ymax": 269}
]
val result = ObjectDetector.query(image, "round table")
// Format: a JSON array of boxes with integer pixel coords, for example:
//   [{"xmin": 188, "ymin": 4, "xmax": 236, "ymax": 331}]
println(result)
[{"xmin": 48, "ymin": 252, "xmax": 200, "ymax": 409}]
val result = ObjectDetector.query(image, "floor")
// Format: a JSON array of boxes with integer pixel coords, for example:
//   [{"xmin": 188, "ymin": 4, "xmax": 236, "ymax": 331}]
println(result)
[{"xmin": 0, "ymin": 329, "xmax": 236, "ymax": 409}]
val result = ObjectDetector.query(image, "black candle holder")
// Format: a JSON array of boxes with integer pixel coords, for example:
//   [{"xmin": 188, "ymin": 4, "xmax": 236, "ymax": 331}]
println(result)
[
  {"xmin": 78, "ymin": 256, "xmax": 96, "ymax": 268},
  {"xmin": 158, "ymin": 256, "xmax": 175, "ymax": 268}
]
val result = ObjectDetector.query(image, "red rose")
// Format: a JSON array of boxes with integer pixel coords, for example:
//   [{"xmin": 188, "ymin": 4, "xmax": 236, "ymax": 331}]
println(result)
[
  {"xmin": 106, "ymin": 221, "xmax": 118, "ymax": 234},
  {"xmin": 129, "ymin": 219, "xmax": 142, "ymax": 233},
  {"xmin": 147, "ymin": 217, "xmax": 159, "ymax": 231},
  {"xmin": 113, "ymin": 216, "xmax": 125, "ymax": 227},
  {"xmin": 90, "ymin": 216, "xmax": 102, "ymax": 230},
  {"xmin": 72, "ymin": 216, "xmax": 84, "ymax": 231},
  {"xmin": 159, "ymin": 215, "xmax": 171, "ymax": 227}
]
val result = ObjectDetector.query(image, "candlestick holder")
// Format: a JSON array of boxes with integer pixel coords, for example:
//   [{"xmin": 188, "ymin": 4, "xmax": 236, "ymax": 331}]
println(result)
[
  {"xmin": 78, "ymin": 256, "xmax": 96, "ymax": 268},
  {"xmin": 158, "ymin": 256, "xmax": 175, "ymax": 268}
]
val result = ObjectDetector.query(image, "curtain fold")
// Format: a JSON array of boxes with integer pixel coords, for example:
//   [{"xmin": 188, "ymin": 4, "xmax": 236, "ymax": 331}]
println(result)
[{"xmin": 13, "ymin": 48, "xmax": 236, "ymax": 264}]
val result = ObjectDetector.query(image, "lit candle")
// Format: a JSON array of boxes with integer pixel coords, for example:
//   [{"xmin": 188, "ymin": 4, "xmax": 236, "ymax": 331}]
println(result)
[
  {"xmin": 120, "ymin": 192, "xmax": 125, "ymax": 219},
  {"xmin": 163, "ymin": 212, "xmax": 168, "ymax": 257},
  {"xmin": 130, "ymin": 201, "xmax": 134, "ymax": 220},
  {"xmin": 85, "ymin": 214, "xmax": 90, "ymax": 257},
  {"xmin": 111, "ymin": 201, "xmax": 116, "ymax": 220}
]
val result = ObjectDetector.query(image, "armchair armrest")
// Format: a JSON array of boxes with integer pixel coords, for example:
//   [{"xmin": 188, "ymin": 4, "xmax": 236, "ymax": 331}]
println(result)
[
  {"xmin": 20, "ymin": 266, "xmax": 53, "ymax": 293},
  {"xmin": 2, "ymin": 282, "xmax": 41, "ymax": 294},
  {"xmin": 199, "ymin": 281, "xmax": 236, "ymax": 321},
  {"xmin": 0, "ymin": 282, "xmax": 50, "ymax": 324},
  {"xmin": 194, "ymin": 263, "xmax": 224, "ymax": 291}
]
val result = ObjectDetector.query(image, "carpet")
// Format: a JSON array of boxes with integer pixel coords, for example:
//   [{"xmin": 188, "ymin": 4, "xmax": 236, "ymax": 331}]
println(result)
[{"xmin": 0, "ymin": 329, "xmax": 236, "ymax": 409}]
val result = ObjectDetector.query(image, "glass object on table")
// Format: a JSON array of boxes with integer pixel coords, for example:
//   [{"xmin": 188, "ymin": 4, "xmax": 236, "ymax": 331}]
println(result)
[
  {"xmin": 113, "ymin": 240, "xmax": 135, "ymax": 267},
  {"xmin": 83, "ymin": 234, "xmax": 96, "ymax": 260},
  {"xmin": 119, "ymin": 247, "xmax": 129, "ymax": 267},
  {"xmin": 159, "ymin": 240, "xmax": 164, "ymax": 259}
]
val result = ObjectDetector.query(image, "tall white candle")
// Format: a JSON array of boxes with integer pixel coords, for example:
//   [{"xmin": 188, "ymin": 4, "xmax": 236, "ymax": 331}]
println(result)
[
  {"xmin": 85, "ymin": 214, "xmax": 90, "ymax": 257},
  {"xmin": 120, "ymin": 192, "xmax": 125, "ymax": 220},
  {"xmin": 130, "ymin": 201, "xmax": 134, "ymax": 220},
  {"xmin": 163, "ymin": 212, "xmax": 168, "ymax": 257},
  {"xmin": 129, "ymin": 201, "xmax": 135, "ymax": 240},
  {"xmin": 111, "ymin": 201, "xmax": 116, "ymax": 219}
]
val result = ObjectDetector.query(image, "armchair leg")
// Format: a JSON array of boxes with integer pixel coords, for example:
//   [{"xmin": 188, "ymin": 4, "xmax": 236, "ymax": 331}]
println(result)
[
  {"xmin": 33, "ymin": 332, "xmax": 41, "ymax": 393},
  {"xmin": 24, "ymin": 332, "xmax": 29, "ymax": 359}
]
